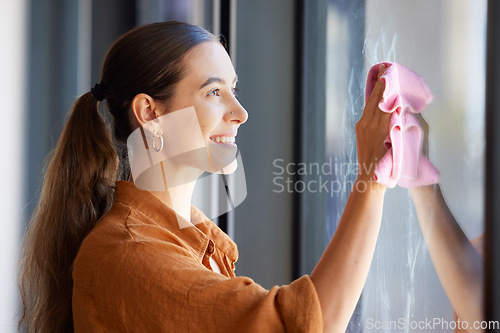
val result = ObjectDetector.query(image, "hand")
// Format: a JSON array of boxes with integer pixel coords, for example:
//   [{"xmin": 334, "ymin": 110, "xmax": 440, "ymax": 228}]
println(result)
[{"xmin": 355, "ymin": 64, "xmax": 392, "ymax": 182}]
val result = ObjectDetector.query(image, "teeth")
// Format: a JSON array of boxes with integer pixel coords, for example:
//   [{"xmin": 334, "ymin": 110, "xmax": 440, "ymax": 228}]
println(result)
[{"xmin": 212, "ymin": 136, "xmax": 235, "ymax": 144}]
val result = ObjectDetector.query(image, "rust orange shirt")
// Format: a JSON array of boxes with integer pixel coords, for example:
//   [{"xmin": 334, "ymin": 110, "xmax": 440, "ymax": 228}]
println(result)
[{"xmin": 72, "ymin": 181, "xmax": 323, "ymax": 332}]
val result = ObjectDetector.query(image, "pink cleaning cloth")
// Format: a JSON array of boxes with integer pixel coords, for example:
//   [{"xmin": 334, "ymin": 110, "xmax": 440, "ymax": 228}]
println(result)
[{"xmin": 365, "ymin": 62, "xmax": 439, "ymax": 188}]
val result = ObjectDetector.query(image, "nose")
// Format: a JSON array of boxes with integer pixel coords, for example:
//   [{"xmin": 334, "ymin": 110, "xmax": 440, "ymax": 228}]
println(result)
[{"xmin": 226, "ymin": 99, "xmax": 248, "ymax": 124}]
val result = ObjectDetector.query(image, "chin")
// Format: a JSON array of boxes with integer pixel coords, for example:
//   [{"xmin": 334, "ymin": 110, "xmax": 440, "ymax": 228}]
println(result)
[{"xmin": 207, "ymin": 141, "xmax": 239, "ymax": 174}]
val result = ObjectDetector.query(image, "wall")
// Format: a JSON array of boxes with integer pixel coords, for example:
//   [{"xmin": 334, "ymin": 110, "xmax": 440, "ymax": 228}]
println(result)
[{"xmin": 0, "ymin": 0, "xmax": 27, "ymax": 331}]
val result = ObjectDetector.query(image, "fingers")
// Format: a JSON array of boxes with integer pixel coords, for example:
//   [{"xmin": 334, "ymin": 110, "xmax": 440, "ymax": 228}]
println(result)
[
  {"xmin": 373, "ymin": 63, "xmax": 387, "ymax": 108},
  {"xmin": 363, "ymin": 64, "xmax": 387, "ymax": 122},
  {"xmin": 377, "ymin": 63, "xmax": 386, "ymax": 79}
]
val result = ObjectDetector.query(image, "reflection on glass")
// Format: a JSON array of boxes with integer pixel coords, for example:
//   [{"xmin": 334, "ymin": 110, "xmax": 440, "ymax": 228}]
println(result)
[{"xmin": 325, "ymin": 0, "xmax": 486, "ymax": 332}]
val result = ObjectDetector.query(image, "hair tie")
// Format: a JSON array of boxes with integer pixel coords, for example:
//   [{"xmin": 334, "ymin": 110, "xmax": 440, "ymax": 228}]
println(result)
[{"xmin": 91, "ymin": 83, "xmax": 106, "ymax": 101}]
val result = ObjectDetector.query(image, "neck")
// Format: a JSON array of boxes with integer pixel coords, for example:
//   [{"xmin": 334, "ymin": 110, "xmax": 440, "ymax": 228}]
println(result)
[{"xmin": 150, "ymin": 160, "xmax": 202, "ymax": 226}]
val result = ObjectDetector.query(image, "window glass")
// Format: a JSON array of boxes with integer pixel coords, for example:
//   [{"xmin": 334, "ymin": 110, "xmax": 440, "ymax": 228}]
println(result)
[{"xmin": 325, "ymin": 0, "xmax": 486, "ymax": 331}]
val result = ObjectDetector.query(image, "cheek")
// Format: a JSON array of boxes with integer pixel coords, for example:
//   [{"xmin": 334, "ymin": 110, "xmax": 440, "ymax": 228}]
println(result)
[{"xmin": 195, "ymin": 105, "xmax": 222, "ymax": 137}]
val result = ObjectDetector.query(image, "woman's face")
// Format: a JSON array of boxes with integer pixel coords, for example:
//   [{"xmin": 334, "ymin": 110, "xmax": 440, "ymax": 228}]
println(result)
[{"xmin": 161, "ymin": 41, "xmax": 248, "ymax": 174}]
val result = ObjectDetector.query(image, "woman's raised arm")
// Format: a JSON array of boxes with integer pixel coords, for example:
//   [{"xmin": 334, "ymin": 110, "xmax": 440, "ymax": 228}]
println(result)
[{"xmin": 310, "ymin": 64, "xmax": 391, "ymax": 332}]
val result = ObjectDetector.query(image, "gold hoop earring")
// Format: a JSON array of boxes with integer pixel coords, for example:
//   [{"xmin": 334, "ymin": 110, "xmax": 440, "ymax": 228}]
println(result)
[{"xmin": 152, "ymin": 130, "xmax": 164, "ymax": 152}]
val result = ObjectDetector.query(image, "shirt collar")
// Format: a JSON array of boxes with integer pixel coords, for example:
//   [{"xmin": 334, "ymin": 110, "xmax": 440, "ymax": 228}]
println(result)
[{"xmin": 114, "ymin": 180, "xmax": 239, "ymax": 263}]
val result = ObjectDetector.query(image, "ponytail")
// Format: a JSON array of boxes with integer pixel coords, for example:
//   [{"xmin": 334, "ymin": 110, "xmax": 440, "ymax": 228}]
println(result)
[{"xmin": 19, "ymin": 92, "xmax": 117, "ymax": 332}]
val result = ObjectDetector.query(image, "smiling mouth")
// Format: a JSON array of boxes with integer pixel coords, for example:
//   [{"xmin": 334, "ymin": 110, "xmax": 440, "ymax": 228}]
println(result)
[{"xmin": 210, "ymin": 135, "xmax": 236, "ymax": 145}]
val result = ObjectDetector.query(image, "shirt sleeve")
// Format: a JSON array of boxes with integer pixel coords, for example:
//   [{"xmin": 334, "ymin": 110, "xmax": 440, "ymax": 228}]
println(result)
[{"xmin": 87, "ymin": 240, "xmax": 323, "ymax": 333}]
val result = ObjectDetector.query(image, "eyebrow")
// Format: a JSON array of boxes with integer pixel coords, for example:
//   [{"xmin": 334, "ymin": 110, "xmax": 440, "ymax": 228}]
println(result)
[{"xmin": 200, "ymin": 76, "xmax": 238, "ymax": 89}]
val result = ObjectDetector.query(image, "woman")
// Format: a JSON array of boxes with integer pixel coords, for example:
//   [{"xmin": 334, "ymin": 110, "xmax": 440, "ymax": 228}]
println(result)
[{"xmin": 19, "ymin": 22, "xmax": 390, "ymax": 332}]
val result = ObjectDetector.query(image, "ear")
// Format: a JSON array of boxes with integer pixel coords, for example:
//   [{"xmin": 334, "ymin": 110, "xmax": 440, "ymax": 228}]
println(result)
[{"xmin": 131, "ymin": 93, "xmax": 161, "ymax": 126}]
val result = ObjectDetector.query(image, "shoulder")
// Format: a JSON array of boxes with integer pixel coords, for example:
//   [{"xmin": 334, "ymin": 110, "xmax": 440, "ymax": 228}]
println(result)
[
  {"xmin": 72, "ymin": 201, "xmax": 133, "ymax": 288},
  {"xmin": 72, "ymin": 200, "xmax": 203, "ymax": 289}
]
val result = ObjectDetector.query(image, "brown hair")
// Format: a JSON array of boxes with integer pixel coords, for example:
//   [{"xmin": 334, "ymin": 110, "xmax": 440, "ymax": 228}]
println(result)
[{"xmin": 19, "ymin": 21, "xmax": 216, "ymax": 332}]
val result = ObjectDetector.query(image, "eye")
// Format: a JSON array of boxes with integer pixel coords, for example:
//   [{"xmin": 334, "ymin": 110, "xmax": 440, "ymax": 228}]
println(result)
[
  {"xmin": 207, "ymin": 88, "xmax": 220, "ymax": 97},
  {"xmin": 232, "ymin": 87, "xmax": 239, "ymax": 97}
]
